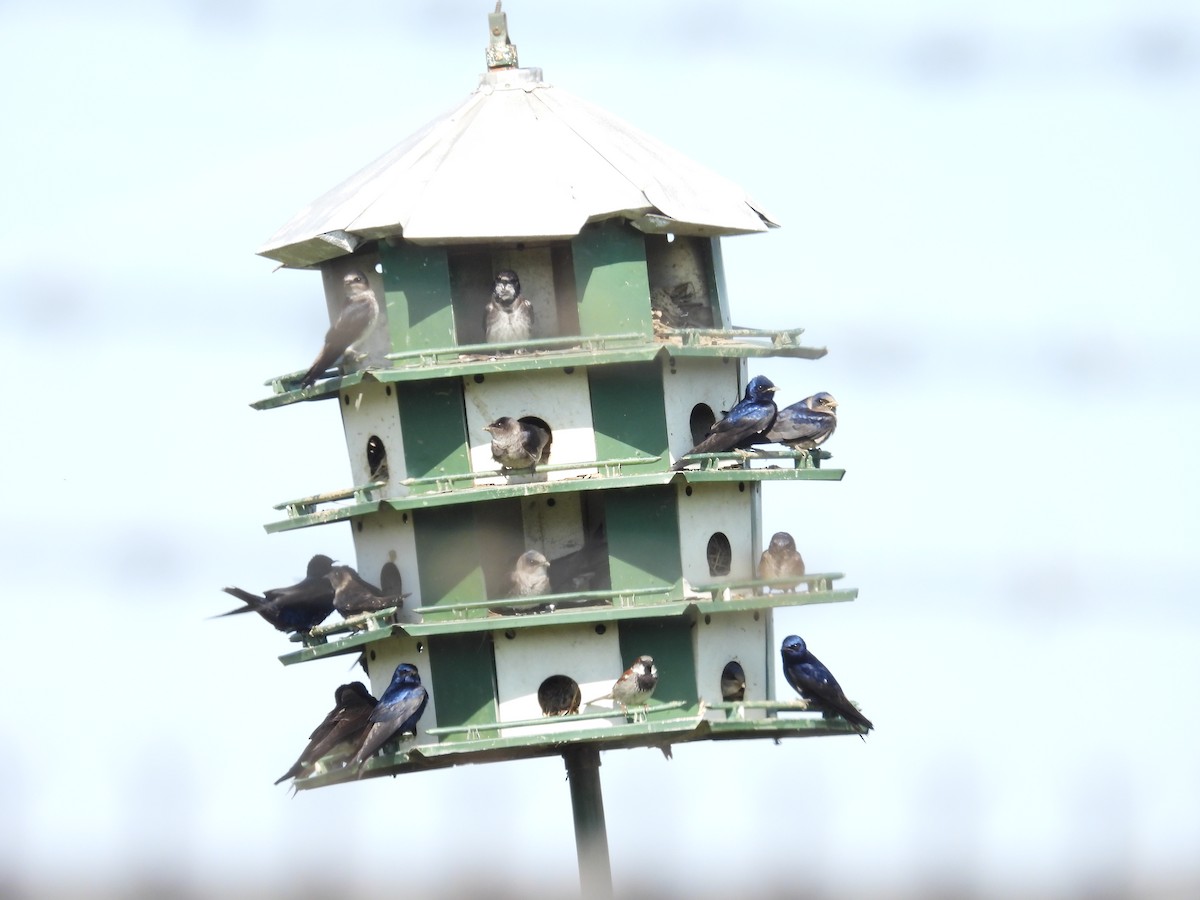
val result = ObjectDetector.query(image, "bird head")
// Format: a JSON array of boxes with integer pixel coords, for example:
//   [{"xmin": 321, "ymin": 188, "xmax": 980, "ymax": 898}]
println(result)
[
  {"xmin": 493, "ymin": 270, "xmax": 521, "ymax": 305},
  {"xmin": 518, "ymin": 550, "xmax": 551, "ymax": 571},
  {"xmin": 389, "ymin": 663, "xmax": 421, "ymax": 687},
  {"xmin": 307, "ymin": 555, "xmax": 336, "ymax": 577},
  {"xmin": 780, "ymin": 635, "xmax": 807, "ymax": 659},
  {"xmin": 634, "ymin": 655, "xmax": 656, "ymax": 676},
  {"xmin": 484, "ymin": 416, "xmax": 516, "ymax": 436},
  {"xmin": 807, "ymin": 392, "xmax": 838, "ymax": 413},
  {"xmin": 746, "ymin": 375, "xmax": 777, "ymax": 401},
  {"xmin": 769, "ymin": 532, "xmax": 797, "ymax": 552},
  {"xmin": 343, "ymin": 270, "xmax": 369, "ymax": 291}
]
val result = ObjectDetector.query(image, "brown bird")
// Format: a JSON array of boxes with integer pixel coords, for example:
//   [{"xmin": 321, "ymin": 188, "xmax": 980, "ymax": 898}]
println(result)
[
  {"xmin": 275, "ymin": 682, "xmax": 376, "ymax": 785},
  {"xmin": 300, "ymin": 270, "xmax": 380, "ymax": 388},
  {"xmin": 758, "ymin": 531, "xmax": 805, "ymax": 593}
]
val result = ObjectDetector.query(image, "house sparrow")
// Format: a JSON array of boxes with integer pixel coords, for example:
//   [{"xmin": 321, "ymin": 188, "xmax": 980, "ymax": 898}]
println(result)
[
  {"xmin": 590, "ymin": 655, "xmax": 657, "ymax": 713},
  {"xmin": 780, "ymin": 635, "xmax": 872, "ymax": 733}
]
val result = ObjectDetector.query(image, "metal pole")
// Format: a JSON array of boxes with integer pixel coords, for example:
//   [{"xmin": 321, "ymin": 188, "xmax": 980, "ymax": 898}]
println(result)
[{"xmin": 563, "ymin": 744, "xmax": 612, "ymax": 900}]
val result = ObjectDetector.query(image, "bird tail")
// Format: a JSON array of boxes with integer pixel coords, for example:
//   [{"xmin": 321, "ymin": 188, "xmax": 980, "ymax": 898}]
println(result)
[
  {"xmin": 212, "ymin": 586, "xmax": 266, "ymax": 618},
  {"xmin": 843, "ymin": 705, "xmax": 873, "ymax": 732}
]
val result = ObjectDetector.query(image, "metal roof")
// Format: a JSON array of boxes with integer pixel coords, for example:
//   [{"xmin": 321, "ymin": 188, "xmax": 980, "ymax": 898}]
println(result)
[{"xmin": 258, "ymin": 65, "xmax": 778, "ymax": 268}]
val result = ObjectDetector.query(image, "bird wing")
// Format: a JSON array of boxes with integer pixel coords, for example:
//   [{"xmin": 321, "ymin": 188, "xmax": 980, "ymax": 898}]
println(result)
[
  {"xmin": 323, "ymin": 298, "xmax": 376, "ymax": 355},
  {"xmin": 766, "ymin": 406, "xmax": 834, "ymax": 445},
  {"xmin": 354, "ymin": 687, "xmax": 428, "ymax": 763}
]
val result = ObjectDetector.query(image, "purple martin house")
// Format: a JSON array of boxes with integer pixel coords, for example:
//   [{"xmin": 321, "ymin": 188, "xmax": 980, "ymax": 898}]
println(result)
[{"xmin": 251, "ymin": 10, "xmax": 862, "ymax": 788}]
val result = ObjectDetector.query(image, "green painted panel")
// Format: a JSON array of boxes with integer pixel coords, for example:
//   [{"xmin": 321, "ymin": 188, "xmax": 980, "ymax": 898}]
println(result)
[
  {"xmin": 588, "ymin": 362, "xmax": 668, "ymax": 462},
  {"xmin": 604, "ymin": 486, "xmax": 681, "ymax": 595},
  {"xmin": 571, "ymin": 220, "xmax": 652, "ymax": 339},
  {"xmin": 380, "ymin": 240, "xmax": 456, "ymax": 351},
  {"xmin": 412, "ymin": 504, "xmax": 488, "ymax": 605},
  {"xmin": 707, "ymin": 238, "xmax": 732, "ymax": 330},
  {"xmin": 428, "ymin": 632, "xmax": 497, "ymax": 735},
  {"xmin": 617, "ymin": 617, "xmax": 698, "ymax": 707},
  {"xmin": 395, "ymin": 377, "xmax": 469, "ymax": 480}
]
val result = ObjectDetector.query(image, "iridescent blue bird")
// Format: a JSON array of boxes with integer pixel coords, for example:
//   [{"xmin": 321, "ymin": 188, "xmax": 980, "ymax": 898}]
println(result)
[
  {"xmin": 764, "ymin": 392, "xmax": 838, "ymax": 454},
  {"xmin": 672, "ymin": 375, "xmax": 778, "ymax": 470},
  {"xmin": 780, "ymin": 634, "xmax": 872, "ymax": 733},
  {"xmin": 349, "ymin": 663, "xmax": 429, "ymax": 777},
  {"xmin": 216, "ymin": 554, "xmax": 336, "ymax": 634}
]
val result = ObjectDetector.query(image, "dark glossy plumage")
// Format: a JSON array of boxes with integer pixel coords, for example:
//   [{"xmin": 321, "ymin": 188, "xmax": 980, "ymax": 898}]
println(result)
[
  {"xmin": 484, "ymin": 416, "xmax": 550, "ymax": 470},
  {"xmin": 721, "ymin": 661, "xmax": 746, "ymax": 702},
  {"xmin": 217, "ymin": 554, "xmax": 335, "ymax": 633},
  {"xmin": 300, "ymin": 270, "xmax": 380, "ymax": 388},
  {"xmin": 672, "ymin": 375, "xmax": 778, "ymax": 470},
  {"xmin": 329, "ymin": 565, "xmax": 404, "ymax": 616},
  {"xmin": 765, "ymin": 392, "xmax": 838, "ymax": 451},
  {"xmin": 483, "ymin": 269, "xmax": 533, "ymax": 344},
  {"xmin": 275, "ymin": 682, "xmax": 376, "ymax": 785},
  {"xmin": 350, "ymin": 663, "xmax": 429, "ymax": 776},
  {"xmin": 758, "ymin": 531, "xmax": 805, "ymax": 592},
  {"xmin": 780, "ymin": 634, "xmax": 872, "ymax": 732}
]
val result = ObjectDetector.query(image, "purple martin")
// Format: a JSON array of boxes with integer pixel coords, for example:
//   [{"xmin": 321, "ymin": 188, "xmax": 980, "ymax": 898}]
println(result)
[
  {"xmin": 758, "ymin": 531, "xmax": 806, "ymax": 593},
  {"xmin": 672, "ymin": 375, "xmax": 778, "ymax": 470},
  {"xmin": 780, "ymin": 634, "xmax": 873, "ymax": 733},
  {"xmin": 511, "ymin": 549, "xmax": 552, "ymax": 598},
  {"xmin": 538, "ymin": 675, "xmax": 582, "ymax": 716},
  {"xmin": 765, "ymin": 392, "xmax": 838, "ymax": 453},
  {"xmin": 300, "ymin": 270, "xmax": 380, "ymax": 388},
  {"xmin": 349, "ymin": 663, "xmax": 429, "ymax": 777},
  {"xmin": 483, "ymin": 269, "xmax": 533, "ymax": 344},
  {"xmin": 217, "ymin": 554, "xmax": 335, "ymax": 634},
  {"xmin": 721, "ymin": 661, "xmax": 746, "ymax": 702},
  {"xmin": 328, "ymin": 565, "xmax": 405, "ymax": 616},
  {"xmin": 589, "ymin": 655, "xmax": 657, "ymax": 713},
  {"xmin": 484, "ymin": 416, "xmax": 550, "ymax": 471},
  {"xmin": 275, "ymin": 682, "xmax": 376, "ymax": 785}
]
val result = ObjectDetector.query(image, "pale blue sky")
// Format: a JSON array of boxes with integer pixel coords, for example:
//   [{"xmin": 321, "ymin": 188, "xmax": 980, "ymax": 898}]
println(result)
[{"xmin": 1, "ymin": 2, "xmax": 1198, "ymax": 896}]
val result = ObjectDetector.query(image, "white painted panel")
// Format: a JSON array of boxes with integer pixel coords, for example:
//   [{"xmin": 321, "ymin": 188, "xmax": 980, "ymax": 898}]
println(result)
[
  {"xmin": 659, "ymin": 356, "xmax": 742, "ymax": 466},
  {"xmin": 520, "ymin": 492, "xmax": 585, "ymax": 562},
  {"xmin": 493, "ymin": 623, "xmax": 623, "ymax": 737},
  {"xmin": 463, "ymin": 368, "xmax": 597, "ymax": 484},
  {"xmin": 368, "ymin": 635, "xmax": 439, "ymax": 740},
  {"xmin": 339, "ymin": 380, "xmax": 409, "ymax": 499},
  {"xmin": 675, "ymin": 480, "xmax": 755, "ymax": 591},
  {"xmin": 693, "ymin": 610, "xmax": 769, "ymax": 722},
  {"xmin": 349, "ymin": 506, "xmax": 421, "ymax": 624}
]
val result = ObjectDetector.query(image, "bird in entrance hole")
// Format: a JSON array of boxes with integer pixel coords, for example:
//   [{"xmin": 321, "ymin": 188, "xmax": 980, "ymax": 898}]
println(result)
[{"xmin": 484, "ymin": 416, "xmax": 550, "ymax": 471}]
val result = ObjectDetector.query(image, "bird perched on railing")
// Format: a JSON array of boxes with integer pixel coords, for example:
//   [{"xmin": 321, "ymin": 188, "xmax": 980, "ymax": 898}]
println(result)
[
  {"xmin": 484, "ymin": 416, "xmax": 550, "ymax": 471},
  {"xmin": 300, "ymin": 270, "xmax": 380, "ymax": 388},
  {"xmin": 780, "ymin": 635, "xmax": 872, "ymax": 733},
  {"xmin": 764, "ymin": 392, "xmax": 838, "ymax": 455},
  {"xmin": 588, "ymin": 655, "xmax": 657, "ymax": 713},
  {"xmin": 483, "ymin": 269, "xmax": 533, "ymax": 344},
  {"xmin": 350, "ymin": 663, "xmax": 429, "ymax": 777},
  {"xmin": 672, "ymin": 375, "xmax": 778, "ymax": 470},
  {"xmin": 758, "ymin": 531, "xmax": 805, "ymax": 593},
  {"xmin": 275, "ymin": 681, "xmax": 376, "ymax": 785},
  {"xmin": 216, "ymin": 554, "xmax": 335, "ymax": 634},
  {"xmin": 328, "ymin": 565, "xmax": 406, "ymax": 616}
]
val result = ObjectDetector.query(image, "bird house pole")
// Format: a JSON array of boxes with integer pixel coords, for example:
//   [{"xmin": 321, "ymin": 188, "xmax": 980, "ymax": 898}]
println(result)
[{"xmin": 563, "ymin": 744, "xmax": 613, "ymax": 899}]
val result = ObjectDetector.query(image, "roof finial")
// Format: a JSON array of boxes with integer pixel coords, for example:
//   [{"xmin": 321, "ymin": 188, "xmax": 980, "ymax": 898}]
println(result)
[{"xmin": 486, "ymin": 2, "xmax": 519, "ymax": 69}]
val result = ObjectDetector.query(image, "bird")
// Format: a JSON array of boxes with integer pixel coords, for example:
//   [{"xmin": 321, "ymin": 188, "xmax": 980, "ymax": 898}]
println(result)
[
  {"xmin": 483, "ymin": 269, "xmax": 533, "ymax": 344},
  {"xmin": 216, "ymin": 554, "xmax": 336, "ymax": 634},
  {"xmin": 758, "ymin": 531, "xmax": 806, "ymax": 593},
  {"xmin": 721, "ymin": 661, "xmax": 746, "ymax": 702},
  {"xmin": 538, "ymin": 675, "xmax": 582, "ymax": 716},
  {"xmin": 484, "ymin": 416, "xmax": 550, "ymax": 471},
  {"xmin": 275, "ymin": 682, "xmax": 376, "ymax": 785},
  {"xmin": 780, "ymin": 635, "xmax": 873, "ymax": 733},
  {"xmin": 299, "ymin": 270, "xmax": 380, "ymax": 388},
  {"xmin": 511, "ymin": 549, "xmax": 552, "ymax": 598},
  {"xmin": 349, "ymin": 663, "xmax": 429, "ymax": 777},
  {"xmin": 765, "ymin": 392, "xmax": 838, "ymax": 454},
  {"xmin": 672, "ymin": 375, "xmax": 778, "ymax": 470},
  {"xmin": 588, "ymin": 655, "xmax": 657, "ymax": 713},
  {"xmin": 328, "ymin": 565, "xmax": 405, "ymax": 616}
]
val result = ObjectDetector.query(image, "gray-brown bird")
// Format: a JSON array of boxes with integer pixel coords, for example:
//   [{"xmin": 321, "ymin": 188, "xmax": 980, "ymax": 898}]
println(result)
[
  {"xmin": 300, "ymin": 270, "xmax": 380, "ymax": 388},
  {"xmin": 511, "ymin": 549, "xmax": 551, "ymax": 598},
  {"xmin": 538, "ymin": 675, "xmax": 582, "ymax": 716},
  {"xmin": 328, "ymin": 565, "xmax": 405, "ymax": 616},
  {"xmin": 721, "ymin": 661, "xmax": 746, "ymax": 702},
  {"xmin": 764, "ymin": 392, "xmax": 838, "ymax": 453},
  {"xmin": 483, "ymin": 269, "xmax": 533, "ymax": 344},
  {"xmin": 758, "ymin": 531, "xmax": 805, "ymax": 593},
  {"xmin": 484, "ymin": 416, "xmax": 550, "ymax": 471},
  {"xmin": 275, "ymin": 682, "xmax": 376, "ymax": 785}
]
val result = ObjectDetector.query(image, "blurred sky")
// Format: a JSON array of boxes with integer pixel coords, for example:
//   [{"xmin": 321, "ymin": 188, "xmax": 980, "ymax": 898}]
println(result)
[{"xmin": 2, "ymin": 1, "xmax": 1199, "ymax": 897}]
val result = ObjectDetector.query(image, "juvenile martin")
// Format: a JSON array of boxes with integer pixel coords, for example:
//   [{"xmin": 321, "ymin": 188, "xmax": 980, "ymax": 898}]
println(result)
[
  {"xmin": 328, "ymin": 565, "xmax": 405, "ymax": 616},
  {"xmin": 765, "ymin": 392, "xmax": 838, "ymax": 454},
  {"xmin": 780, "ymin": 634, "xmax": 873, "ymax": 733},
  {"xmin": 758, "ymin": 531, "xmax": 806, "ymax": 592},
  {"xmin": 672, "ymin": 375, "xmax": 778, "ymax": 470},
  {"xmin": 217, "ymin": 554, "xmax": 336, "ymax": 634},
  {"xmin": 275, "ymin": 681, "xmax": 376, "ymax": 785},
  {"xmin": 483, "ymin": 269, "xmax": 533, "ymax": 344},
  {"xmin": 300, "ymin": 270, "xmax": 380, "ymax": 388},
  {"xmin": 484, "ymin": 416, "xmax": 550, "ymax": 471}
]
